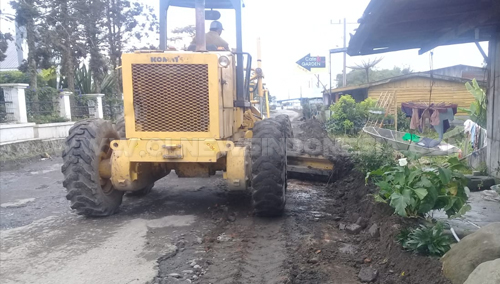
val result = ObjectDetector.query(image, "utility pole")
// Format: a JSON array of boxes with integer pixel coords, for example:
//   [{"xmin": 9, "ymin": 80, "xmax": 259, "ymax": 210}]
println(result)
[
  {"xmin": 330, "ymin": 19, "xmax": 357, "ymax": 88},
  {"xmin": 343, "ymin": 18, "xmax": 347, "ymax": 87}
]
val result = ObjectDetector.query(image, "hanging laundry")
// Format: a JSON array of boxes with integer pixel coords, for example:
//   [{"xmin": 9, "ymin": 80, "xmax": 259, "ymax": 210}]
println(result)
[
  {"xmin": 410, "ymin": 108, "xmax": 420, "ymax": 130},
  {"xmin": 430, "ymin": 109, "xmax": 440, "ymax": 126},
  {"xmin": 463, "ymin": 119, "xmax": 487, "ymax": 151},
  {"xmin": 432, "ymin": 108, "xmax": 455, "ymax": 140}
]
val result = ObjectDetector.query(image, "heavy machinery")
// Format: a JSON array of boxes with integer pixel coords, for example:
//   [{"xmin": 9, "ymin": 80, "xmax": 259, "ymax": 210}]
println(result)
[
  {"xmin": 61, "ymin": 0, "xmax": 291, "ymax": 217},
  {"xmin": 61, "ymin": 0, "xmax": 334, "ymax": 218}
]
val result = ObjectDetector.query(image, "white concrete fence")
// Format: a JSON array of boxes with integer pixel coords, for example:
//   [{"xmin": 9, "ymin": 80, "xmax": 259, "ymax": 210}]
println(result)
[{"xmin": 0, "ymin": 83, "xmax": 107, "ymax": 143}]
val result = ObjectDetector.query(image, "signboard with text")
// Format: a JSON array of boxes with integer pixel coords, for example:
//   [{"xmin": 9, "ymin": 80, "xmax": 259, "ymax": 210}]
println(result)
[{"xmin": 296, "ymin": 53, "xmax": 326, "ymax": 71}]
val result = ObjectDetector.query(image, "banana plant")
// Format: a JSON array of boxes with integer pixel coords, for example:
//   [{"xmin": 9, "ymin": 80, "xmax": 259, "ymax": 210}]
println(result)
[{"xmin": 460, "ymin": 78, "xmax": 487, "ymax": 127}]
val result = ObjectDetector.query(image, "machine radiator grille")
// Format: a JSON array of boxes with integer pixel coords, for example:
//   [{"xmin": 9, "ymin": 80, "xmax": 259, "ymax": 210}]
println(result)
[{"xmin": 132, "ymin": 64, "xmax": 210, "ymax": 132}]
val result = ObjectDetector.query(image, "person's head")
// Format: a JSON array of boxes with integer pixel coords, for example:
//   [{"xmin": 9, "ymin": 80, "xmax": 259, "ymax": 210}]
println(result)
[{"xmin": 209, "ymin": 21, "xmax": 224, "ymax": 35}]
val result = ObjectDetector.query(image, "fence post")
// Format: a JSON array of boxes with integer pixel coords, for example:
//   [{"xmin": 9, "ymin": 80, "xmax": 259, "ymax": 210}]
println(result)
[
  {"xmin": 0, "ymin": 83, "xmax": 29, "ymax": 123},
  {"xmin": 85, "ymin": 93, "xmax": 104, "ymax": 119},
  {"xmin": 59, "ymin": 91, "xmax": 72, "ymax": 120}
]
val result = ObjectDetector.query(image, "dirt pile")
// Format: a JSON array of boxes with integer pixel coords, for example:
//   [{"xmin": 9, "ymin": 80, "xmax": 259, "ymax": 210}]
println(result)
[
  {"xmin": 297, "ymin": 119, "xmax": 330, "ymax": 140},
  {"xmin": 327, "ymin": 172, "xmax": 451, "ymax": 283},
  {"xmin": 291, "ymin": 119, "xmax": 353, "ymax": 181},
  {"xmin": 284, "ymin": 171, "xmax": 452, "ymax": 283}
]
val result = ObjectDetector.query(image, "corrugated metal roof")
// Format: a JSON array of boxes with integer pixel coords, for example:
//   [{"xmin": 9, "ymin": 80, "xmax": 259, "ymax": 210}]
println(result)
[
  {"xmin": 0, "ymin": 41, "xmax": 20, "ymax": 71},
  {"xmin": 326, "ymin": 72, "xmax": 482, "ymax": 94},
  {"xmin": 347, "ymin": 0, "xmax": 500, "ymax": 56}
]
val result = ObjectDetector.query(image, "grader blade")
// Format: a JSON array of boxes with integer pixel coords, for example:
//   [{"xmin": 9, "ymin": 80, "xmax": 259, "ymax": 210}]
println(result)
[{"xmin": 286, "ymin": 153, "xmax": 334, "ymax": 182}]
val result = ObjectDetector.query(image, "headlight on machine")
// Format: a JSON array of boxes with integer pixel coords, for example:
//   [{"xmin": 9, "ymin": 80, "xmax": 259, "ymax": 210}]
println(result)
[{"xmin": 218, "ymin": 56, "xmax": 230, "ymax": 68}]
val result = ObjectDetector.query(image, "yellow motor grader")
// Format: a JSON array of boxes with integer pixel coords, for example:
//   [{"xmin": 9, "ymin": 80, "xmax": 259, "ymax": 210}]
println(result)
[{"xmin": 61, "ymin": 0, "xmax": 333, "ymax": 217}]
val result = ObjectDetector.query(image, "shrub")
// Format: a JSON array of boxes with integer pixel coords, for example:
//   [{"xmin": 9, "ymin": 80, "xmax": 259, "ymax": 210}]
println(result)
[
  {"xmin": 326, "ymin": 95, "xmax": 372, "ymax": 135},
  {"xmin": 349, "ymin": 141, "xmax": 396, "ymax": 174},
  {"xmin": 0, "ymin": 70, "xmax": 45, "ymax": 85},
  {"xmin": 26, "ymin": 87, "xmax": 68, "ymax": 123},
  {"xmin": 460, "ymin": 78, "xmax": 486, "ymax": 127},
  {"xmin": 368, "ymin": 156, "xmax": 471, "ymax": 218},
  {"xmin": 397, "ymin": 222, "xmax": 452, "ymax": 256}
]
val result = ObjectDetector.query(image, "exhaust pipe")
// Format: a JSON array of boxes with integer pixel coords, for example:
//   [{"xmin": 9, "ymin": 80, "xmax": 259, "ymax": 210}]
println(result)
[{"xmin": 195, "ymin": 0, "xmax": 206, "ymax": 51}]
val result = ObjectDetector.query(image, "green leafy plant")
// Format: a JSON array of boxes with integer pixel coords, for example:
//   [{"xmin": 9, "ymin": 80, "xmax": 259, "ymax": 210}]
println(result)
[
  {"xmin": 460, "ymin": 78, "xmax": 487, "ymax": 127},
  {"xmin": 350, "ymin": 141, "xmax": 396, "ymax": 174},
  {"xmin": 326, "ymin": 95, "xmax": 374, "ymax": 135},
  {"xmin": 368, "ymin": 157, "xmax": 471, "ymax": 217},
  {"xmin": 75, "ymin": 64, "xmax": 118, "ymax": 95},
  {"xmin": 397, "ymin": 223, "xmax": 452, "ymax": 256}
]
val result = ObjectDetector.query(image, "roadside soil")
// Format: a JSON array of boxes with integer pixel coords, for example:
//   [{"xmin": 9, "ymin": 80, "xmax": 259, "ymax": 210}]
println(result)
[{"xmin": 1, "ymin": 110, "xmax": 450, "ymax": 284}]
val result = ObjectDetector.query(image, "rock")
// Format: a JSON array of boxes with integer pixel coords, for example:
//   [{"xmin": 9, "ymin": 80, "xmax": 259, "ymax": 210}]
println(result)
[
  {"xmin": 193, "ymin": 265, "xmax": 202, "ymax": 270},
  {"xmin": 192, "ymin": 275, "xmax": 198, "ymax": 280},
  {"xmin": 356, "ymin": 217, "xmax": 369, "ymax": 229},
  {"xmin": 158, "ymin": 245, "xmax": 178, "ymax": 261},
  {"xmin": 339, "ymin": 223, "xmax": 347, "ymax": 230},
  {"xmin": 442, "ymin": 223, "xmax": 500, "ymax": 284},
  {"xmin": 227, "ymin": 214, "xmax": 236, "ymax": 222},
  {"xmin": 217, "ymin": 233, "xmax": 232, "ymax": 242},
  {"xmin": 195, "ymin": 237, "xmax": 203, "ymax": 244},
  {"xmin": 368, "ymin": 224, "xmax": 380, "ymax": 238},
  {"xmin": 168, "ymin": 273, "xmax": 182, "ymax": 278},
  {"xmin": 464, "ymin": 259, "xmax": 500, "ymax": 284},
  {"xmin": 346, "ymin": 224, "xmax": 363, "ymax": 234},
  {"xmin": 358, "ymin": 267, "xmax": 378, "ymax": 282},
  {"xmin": 307, "ymin": 257, "xmax": 319, "ymax": 264},
  {"xmin": 332, "ymin": 216, "xmax": 342, "ymax": 221},
  {"xmin": 176, "ymin": 240, "xmax": 186, "ymax": 248},
  {"xmin": 0, "ymin": 198, "xmax": 36, "ymax": 208},
  {"xmin": 182, "ymin": 270, "xmax": 194, "ymax": 274}
]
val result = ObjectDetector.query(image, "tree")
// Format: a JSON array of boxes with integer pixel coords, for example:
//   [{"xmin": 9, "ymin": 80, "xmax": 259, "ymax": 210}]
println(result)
[
  {"xmin": 0, "ymin": 32, "xmax": 14, "ymax": 62},
  {"xmin": 348, "ymin": 57, "xmax": 383, "ymax": 84},
  {"xmin": 76, "ymin": 0, "xmax": 107, "ymax": 93},
  {"xmin": 104, "ymin": 0, "xmax": 158, "ymax": 95},
  {"xmin": 0, "ymin": 11, "xmax": 15, "ymax": 62},
  {"xmin": 169, "ymin": 25, "xmax": 196, "ymax": 49},
  {"xmin": 10, "ymin": 0, "xmax": 158, "ymax": 97},
  {"xmin": 11, "ymin": 0, "xmax": 40, "ymax": 108}
]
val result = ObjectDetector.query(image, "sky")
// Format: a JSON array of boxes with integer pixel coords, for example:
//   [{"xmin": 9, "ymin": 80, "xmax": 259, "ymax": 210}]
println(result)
[
  {"xmin": 1, "ymin": 0, "xmax": 488, "ymax": 100},
  {"xmin": 159, "ymin": 0, "xmax": 488, "ymax": 100}
]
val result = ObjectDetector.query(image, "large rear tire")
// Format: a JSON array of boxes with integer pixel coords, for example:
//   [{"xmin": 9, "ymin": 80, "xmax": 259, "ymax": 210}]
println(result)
[
  {"xmin": 62, "ymin": 119, "xmax": 124, "ymax": 217},
  {"xmin": 114, "ymin": 115, "xmax": 126, "ymax": 138},
  {"xmin": 251, "ymin": 117, "xmax": 288, "ymax": 217}
]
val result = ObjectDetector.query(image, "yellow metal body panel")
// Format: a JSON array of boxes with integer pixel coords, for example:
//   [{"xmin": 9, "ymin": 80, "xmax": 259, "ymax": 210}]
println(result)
[
  {"xmin": 224, "ymin": 146, "xmax": 250, "ymax": 191},
  {"xmin": 110, "ymin": 138, "xmax": 234, "ymax": 163},
  {"xmin": 122, "ymin": 52, "xmax": 222, "ymax": 139},
  {"xmin": 220, "ymin": 53, "xmax": 237, "ymax": 138}
]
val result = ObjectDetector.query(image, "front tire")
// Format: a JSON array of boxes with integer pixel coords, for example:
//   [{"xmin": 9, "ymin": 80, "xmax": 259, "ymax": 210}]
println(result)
[
  {"xmin": 62, "ymin": 119, "xmax": 124, "ymax": 216},
  {"xmin": 251, "ymin": 117, "xmax": 288, "ymax": 217}
]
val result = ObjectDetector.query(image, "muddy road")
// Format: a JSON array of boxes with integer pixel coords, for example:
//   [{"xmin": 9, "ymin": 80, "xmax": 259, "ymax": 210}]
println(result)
[
  {"xmin": 1, "ymin": 158, "xmax": 353, "ymax": 284},
  {"xmin": 0, "ymin": 109, "xmax": 448, "ymax": 284}
]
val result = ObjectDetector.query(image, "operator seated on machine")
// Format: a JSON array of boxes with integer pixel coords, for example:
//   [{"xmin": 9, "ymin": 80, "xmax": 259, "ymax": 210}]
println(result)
[{"xmin": 189, "ymin": 21, "xmax": 229, "ymax": 51}]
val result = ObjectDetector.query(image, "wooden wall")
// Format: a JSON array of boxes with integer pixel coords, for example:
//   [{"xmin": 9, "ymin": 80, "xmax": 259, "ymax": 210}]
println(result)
[{"xmin": 367, "ymin": 77, "xmax": 474, "ymax": 115}]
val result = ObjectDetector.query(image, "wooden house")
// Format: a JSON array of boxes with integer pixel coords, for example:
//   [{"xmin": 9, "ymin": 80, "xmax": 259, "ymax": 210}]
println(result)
[{"xmin": 324, "ymin": 69, "xmax": 486, "ymax": 115}]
